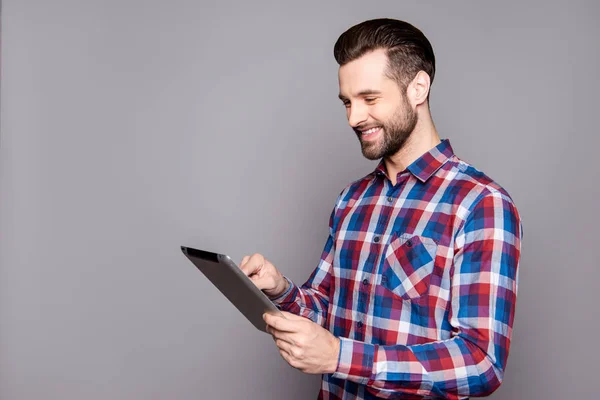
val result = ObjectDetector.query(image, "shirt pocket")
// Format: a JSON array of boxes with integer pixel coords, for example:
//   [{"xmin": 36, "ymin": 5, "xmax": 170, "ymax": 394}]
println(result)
[{"xmin": 381, "ymin": 233, "xmax": 438, "ymax": 300}]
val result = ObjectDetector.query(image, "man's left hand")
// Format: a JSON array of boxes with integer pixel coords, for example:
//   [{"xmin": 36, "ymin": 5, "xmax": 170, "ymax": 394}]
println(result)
[{"xmin": 263, "ymin": 311, "xmax": 340, "ymax": 374}]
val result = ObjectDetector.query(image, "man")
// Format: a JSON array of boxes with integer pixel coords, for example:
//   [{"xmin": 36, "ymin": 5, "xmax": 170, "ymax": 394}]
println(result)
[{"xmin": 241, "ymin": 18, "xmax": 522, "ymax": 399}]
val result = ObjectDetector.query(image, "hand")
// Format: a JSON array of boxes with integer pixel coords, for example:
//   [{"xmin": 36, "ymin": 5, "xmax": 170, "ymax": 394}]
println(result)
[
  {"xmin": 240, "ymin": 253, "xmax": 289, "ymax": 298},
  {"xmin": 263, "ymin": 311, "xmax": 340, "ymax": 375}
]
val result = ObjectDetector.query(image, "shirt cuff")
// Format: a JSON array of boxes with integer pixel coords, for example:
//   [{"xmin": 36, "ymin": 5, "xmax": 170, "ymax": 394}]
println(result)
[
  {"xmin": 268, "ymin": 276, "xmax": 296, "ymax": 306},
  {"xmin": 331, "ymin": 337, "xmax": 375, "ymax": 384}
]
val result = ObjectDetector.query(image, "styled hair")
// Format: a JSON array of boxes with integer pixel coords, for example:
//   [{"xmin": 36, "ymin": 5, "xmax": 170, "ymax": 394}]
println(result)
[{"xmin": 333, "ymin": 18, "xmax": 436, "ymax": 96}]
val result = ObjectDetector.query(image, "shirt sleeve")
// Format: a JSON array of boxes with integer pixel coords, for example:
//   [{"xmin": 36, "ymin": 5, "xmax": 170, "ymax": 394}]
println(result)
[
  {"xmin": 331, "ymin": 191, "xmax": 523, "ymax": 398},
  {"xmin": 269, "ymin": 202, "xmax": 338, "ymax": 327}
]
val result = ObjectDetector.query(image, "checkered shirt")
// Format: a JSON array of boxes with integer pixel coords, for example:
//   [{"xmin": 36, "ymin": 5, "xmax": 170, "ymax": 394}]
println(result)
[{"xmin": 272, "ymin": 139, "xmax": 523, "ymax": 399}]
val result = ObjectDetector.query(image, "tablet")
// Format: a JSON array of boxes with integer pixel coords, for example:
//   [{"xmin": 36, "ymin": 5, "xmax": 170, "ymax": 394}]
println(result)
[{"xmin": 180, "ymin": 246, "xmax": 282, "ymax": 333}]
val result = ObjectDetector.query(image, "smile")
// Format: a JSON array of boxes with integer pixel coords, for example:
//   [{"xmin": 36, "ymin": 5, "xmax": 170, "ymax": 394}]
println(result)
[{"xmin": 360, "ymin": 127, "xmax": 382, "ymax": 140}]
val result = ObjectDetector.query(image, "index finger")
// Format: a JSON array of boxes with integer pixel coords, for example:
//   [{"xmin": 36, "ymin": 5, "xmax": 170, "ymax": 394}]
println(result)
[{"xmin": 239, "ymin": 253, "xmax": 263, "ymax": 276}]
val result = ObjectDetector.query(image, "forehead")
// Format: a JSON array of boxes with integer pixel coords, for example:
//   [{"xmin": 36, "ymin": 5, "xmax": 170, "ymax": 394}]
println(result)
[{"xmin": 338, "ymin": 49, "xmax": 395, "ymax": 98}]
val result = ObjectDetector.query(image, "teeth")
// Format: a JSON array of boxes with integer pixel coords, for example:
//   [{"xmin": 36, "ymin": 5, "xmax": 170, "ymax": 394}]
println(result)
[{"xmin": 362, "ymin": 127, "xmax": 380, "ymax": 135}]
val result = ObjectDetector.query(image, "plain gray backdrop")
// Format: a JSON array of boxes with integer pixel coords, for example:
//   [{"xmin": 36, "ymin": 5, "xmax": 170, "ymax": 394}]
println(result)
[{"xmin": 1, "ymin": 0, "xmax": 598, "ymax": 399}]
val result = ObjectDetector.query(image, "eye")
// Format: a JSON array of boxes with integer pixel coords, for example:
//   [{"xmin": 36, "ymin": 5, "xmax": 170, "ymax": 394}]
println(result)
[
  {"xmin": 342, "ymin": 101, "xmax": 351, "ymax": 108},
  {"xmin": 365, "ymin": 97, "xmax": 377, "ymax": 104}
]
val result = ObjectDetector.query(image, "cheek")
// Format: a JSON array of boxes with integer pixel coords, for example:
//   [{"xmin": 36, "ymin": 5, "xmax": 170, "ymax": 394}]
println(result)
[{"xmin": 370, "ymin": 104, "xmax": 395, "ymax": 124}]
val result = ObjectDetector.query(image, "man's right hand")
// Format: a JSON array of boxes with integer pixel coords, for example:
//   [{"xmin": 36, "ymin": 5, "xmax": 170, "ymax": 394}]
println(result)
[{"xmin": 239, "ymin": 253, "xmax": 289, "ymax": 298}]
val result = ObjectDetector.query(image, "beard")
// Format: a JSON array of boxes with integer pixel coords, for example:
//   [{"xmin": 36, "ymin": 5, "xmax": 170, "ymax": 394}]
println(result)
[{"xmin": 354, "ymin": 96, "xmax": 418, "ymax": 161}]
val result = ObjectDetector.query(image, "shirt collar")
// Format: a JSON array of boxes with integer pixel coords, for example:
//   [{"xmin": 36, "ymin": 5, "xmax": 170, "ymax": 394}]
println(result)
[{"xmin": 374, "ymin": 139, "xmax": 455, "ymax": 183}]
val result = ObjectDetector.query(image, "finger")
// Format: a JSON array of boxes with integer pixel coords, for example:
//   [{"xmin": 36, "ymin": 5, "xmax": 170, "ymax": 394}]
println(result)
[
  {"xmin": 239, "ymin": 253, "xmax": 264, "ymax": 276},
  {"xmin": 266, "ymin": 311, "xmax": 306, "ymax": 326},
  {"xmin": 269, "ymin": 328, "xmax": 295, "ymax": 345},
  {"xmin": 279, "ymin": 311, "xmax": 307, "ymax": 321},
  {"xmin": 264, "ymin": 313, "xmax": 302, "ymax": 333},
  {"xmin": 273, "ymin": 337, "xmax": 294, "ymax": 354},
  {"xmin": 278, "ymin": 347, "xmax": 292, "ymax": 363},
  {"xmin": 278, "ymin": 348, "xmax": 300, "ymax": 370},
  {"xmin": 239, "ymin": 255, "xmax": 251, "ymax": 275},
  {"xmin": 250, "ymin": 273, "xmax": 276, "ymax": 291}
]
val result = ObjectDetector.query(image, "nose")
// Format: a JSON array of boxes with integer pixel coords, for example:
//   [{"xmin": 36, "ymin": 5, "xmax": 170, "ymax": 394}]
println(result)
[{"xmin": 347, "ymin": 103, "xmax": 368, "ymax": 128}]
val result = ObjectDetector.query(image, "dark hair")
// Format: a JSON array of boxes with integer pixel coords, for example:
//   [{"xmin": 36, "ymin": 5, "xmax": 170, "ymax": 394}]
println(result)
[{"xmin": 333, "ymin": 18, "xmax": 436, "ymax": 96}]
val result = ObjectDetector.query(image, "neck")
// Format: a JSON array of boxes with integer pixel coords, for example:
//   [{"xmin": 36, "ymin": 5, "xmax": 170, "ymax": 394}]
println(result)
[{"xmin": 384, "ymin": 107, "xmax": 440, "ymax": 185}]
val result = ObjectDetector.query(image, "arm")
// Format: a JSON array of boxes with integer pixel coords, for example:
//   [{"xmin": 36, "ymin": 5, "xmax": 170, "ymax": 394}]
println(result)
[
  {"xmin": 332, "ymin": 191, "xmax": 523, "ymax": 398},
  {"xmin": 269, "ymin": 215, "xmax": 335, "ymax": 327}
]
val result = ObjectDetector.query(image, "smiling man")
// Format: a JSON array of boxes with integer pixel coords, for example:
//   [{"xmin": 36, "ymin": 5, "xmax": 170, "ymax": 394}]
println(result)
[{"xmin": 241, "ymin": 18, "xmax": 522, "ymax": 399}]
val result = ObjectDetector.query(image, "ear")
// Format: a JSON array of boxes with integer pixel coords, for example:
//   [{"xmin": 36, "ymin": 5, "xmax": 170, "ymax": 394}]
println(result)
[{"xmin": 406, "ymin": 70, "xmax": 431, "ymax": 107}]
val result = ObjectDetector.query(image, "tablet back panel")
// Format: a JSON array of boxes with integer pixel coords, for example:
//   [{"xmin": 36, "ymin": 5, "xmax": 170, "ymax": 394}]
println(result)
[{"xmin": 181, "ymin": 246, "xmax": 281, "ymax": 332}]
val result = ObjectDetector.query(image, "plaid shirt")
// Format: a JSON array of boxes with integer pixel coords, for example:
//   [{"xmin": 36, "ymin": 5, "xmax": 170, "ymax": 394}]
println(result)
[{"xmin": 271, "ymin": 139, "xmax": 522, "ymax": 399}]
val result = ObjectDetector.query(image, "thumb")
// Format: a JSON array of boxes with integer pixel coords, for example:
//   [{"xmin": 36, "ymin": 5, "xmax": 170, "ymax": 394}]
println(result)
[{"xmin": 279, "ymin": 311, "xmax": 306, "ymax": 321}]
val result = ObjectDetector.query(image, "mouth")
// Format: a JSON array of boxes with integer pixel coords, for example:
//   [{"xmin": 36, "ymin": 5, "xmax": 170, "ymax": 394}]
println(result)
[{"xmin": 359, "ymin": 126, "xmax": 382, "ymax": 141}]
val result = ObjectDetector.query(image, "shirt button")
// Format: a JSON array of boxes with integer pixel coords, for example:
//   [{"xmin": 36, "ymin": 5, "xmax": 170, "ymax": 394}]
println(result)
[
  {"xmin": 381, "ymin": 275, "xmax": 388, "ymax": 284},
  {"xmin": 387, "ymin": 196, "xmax": 393, "ymax": 202},
  {"xmin": 362, "ymin": 278, "xmax": 369, "ymax": 285},
  {"xmin": 406, "ymin": 239, "xmax": 413, "ymax": 248},
  {"xmin": 374, "ymin": 236, "xmax": 380, "ymax": 243},
  {"xmin": 357, "ymin": 321, "xmax": 363, "ymax": 329}
]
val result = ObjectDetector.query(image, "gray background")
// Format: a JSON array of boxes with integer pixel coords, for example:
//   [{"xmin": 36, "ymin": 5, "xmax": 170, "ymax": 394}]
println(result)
[{"xmin": 1, "ymin": 0, "xmax": 598, "ymax": 399}]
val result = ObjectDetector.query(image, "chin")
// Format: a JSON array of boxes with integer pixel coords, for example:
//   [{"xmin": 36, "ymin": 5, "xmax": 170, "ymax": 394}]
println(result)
[{"xmin": 361, "ymin": 146, "xmax": 383, "ymax": 160}]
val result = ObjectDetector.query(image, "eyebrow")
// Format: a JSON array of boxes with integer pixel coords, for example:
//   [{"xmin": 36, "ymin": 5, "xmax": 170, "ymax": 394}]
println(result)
[{"xmin": 338, "ymin": 89, "xmax": 382, "ymax": 101}]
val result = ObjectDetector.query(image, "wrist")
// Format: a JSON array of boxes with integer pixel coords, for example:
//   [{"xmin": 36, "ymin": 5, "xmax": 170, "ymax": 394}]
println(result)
[
  {"xmin": 327, "ymin": 336, "xmax": 341, "ymax": 374},
  {"xmin": 268, "ymin": 276, "xmax": 290, "ymax": 299},
  {"xmin": 277, "ymin": 276, "xmax": 290, "ymax": 296}
]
